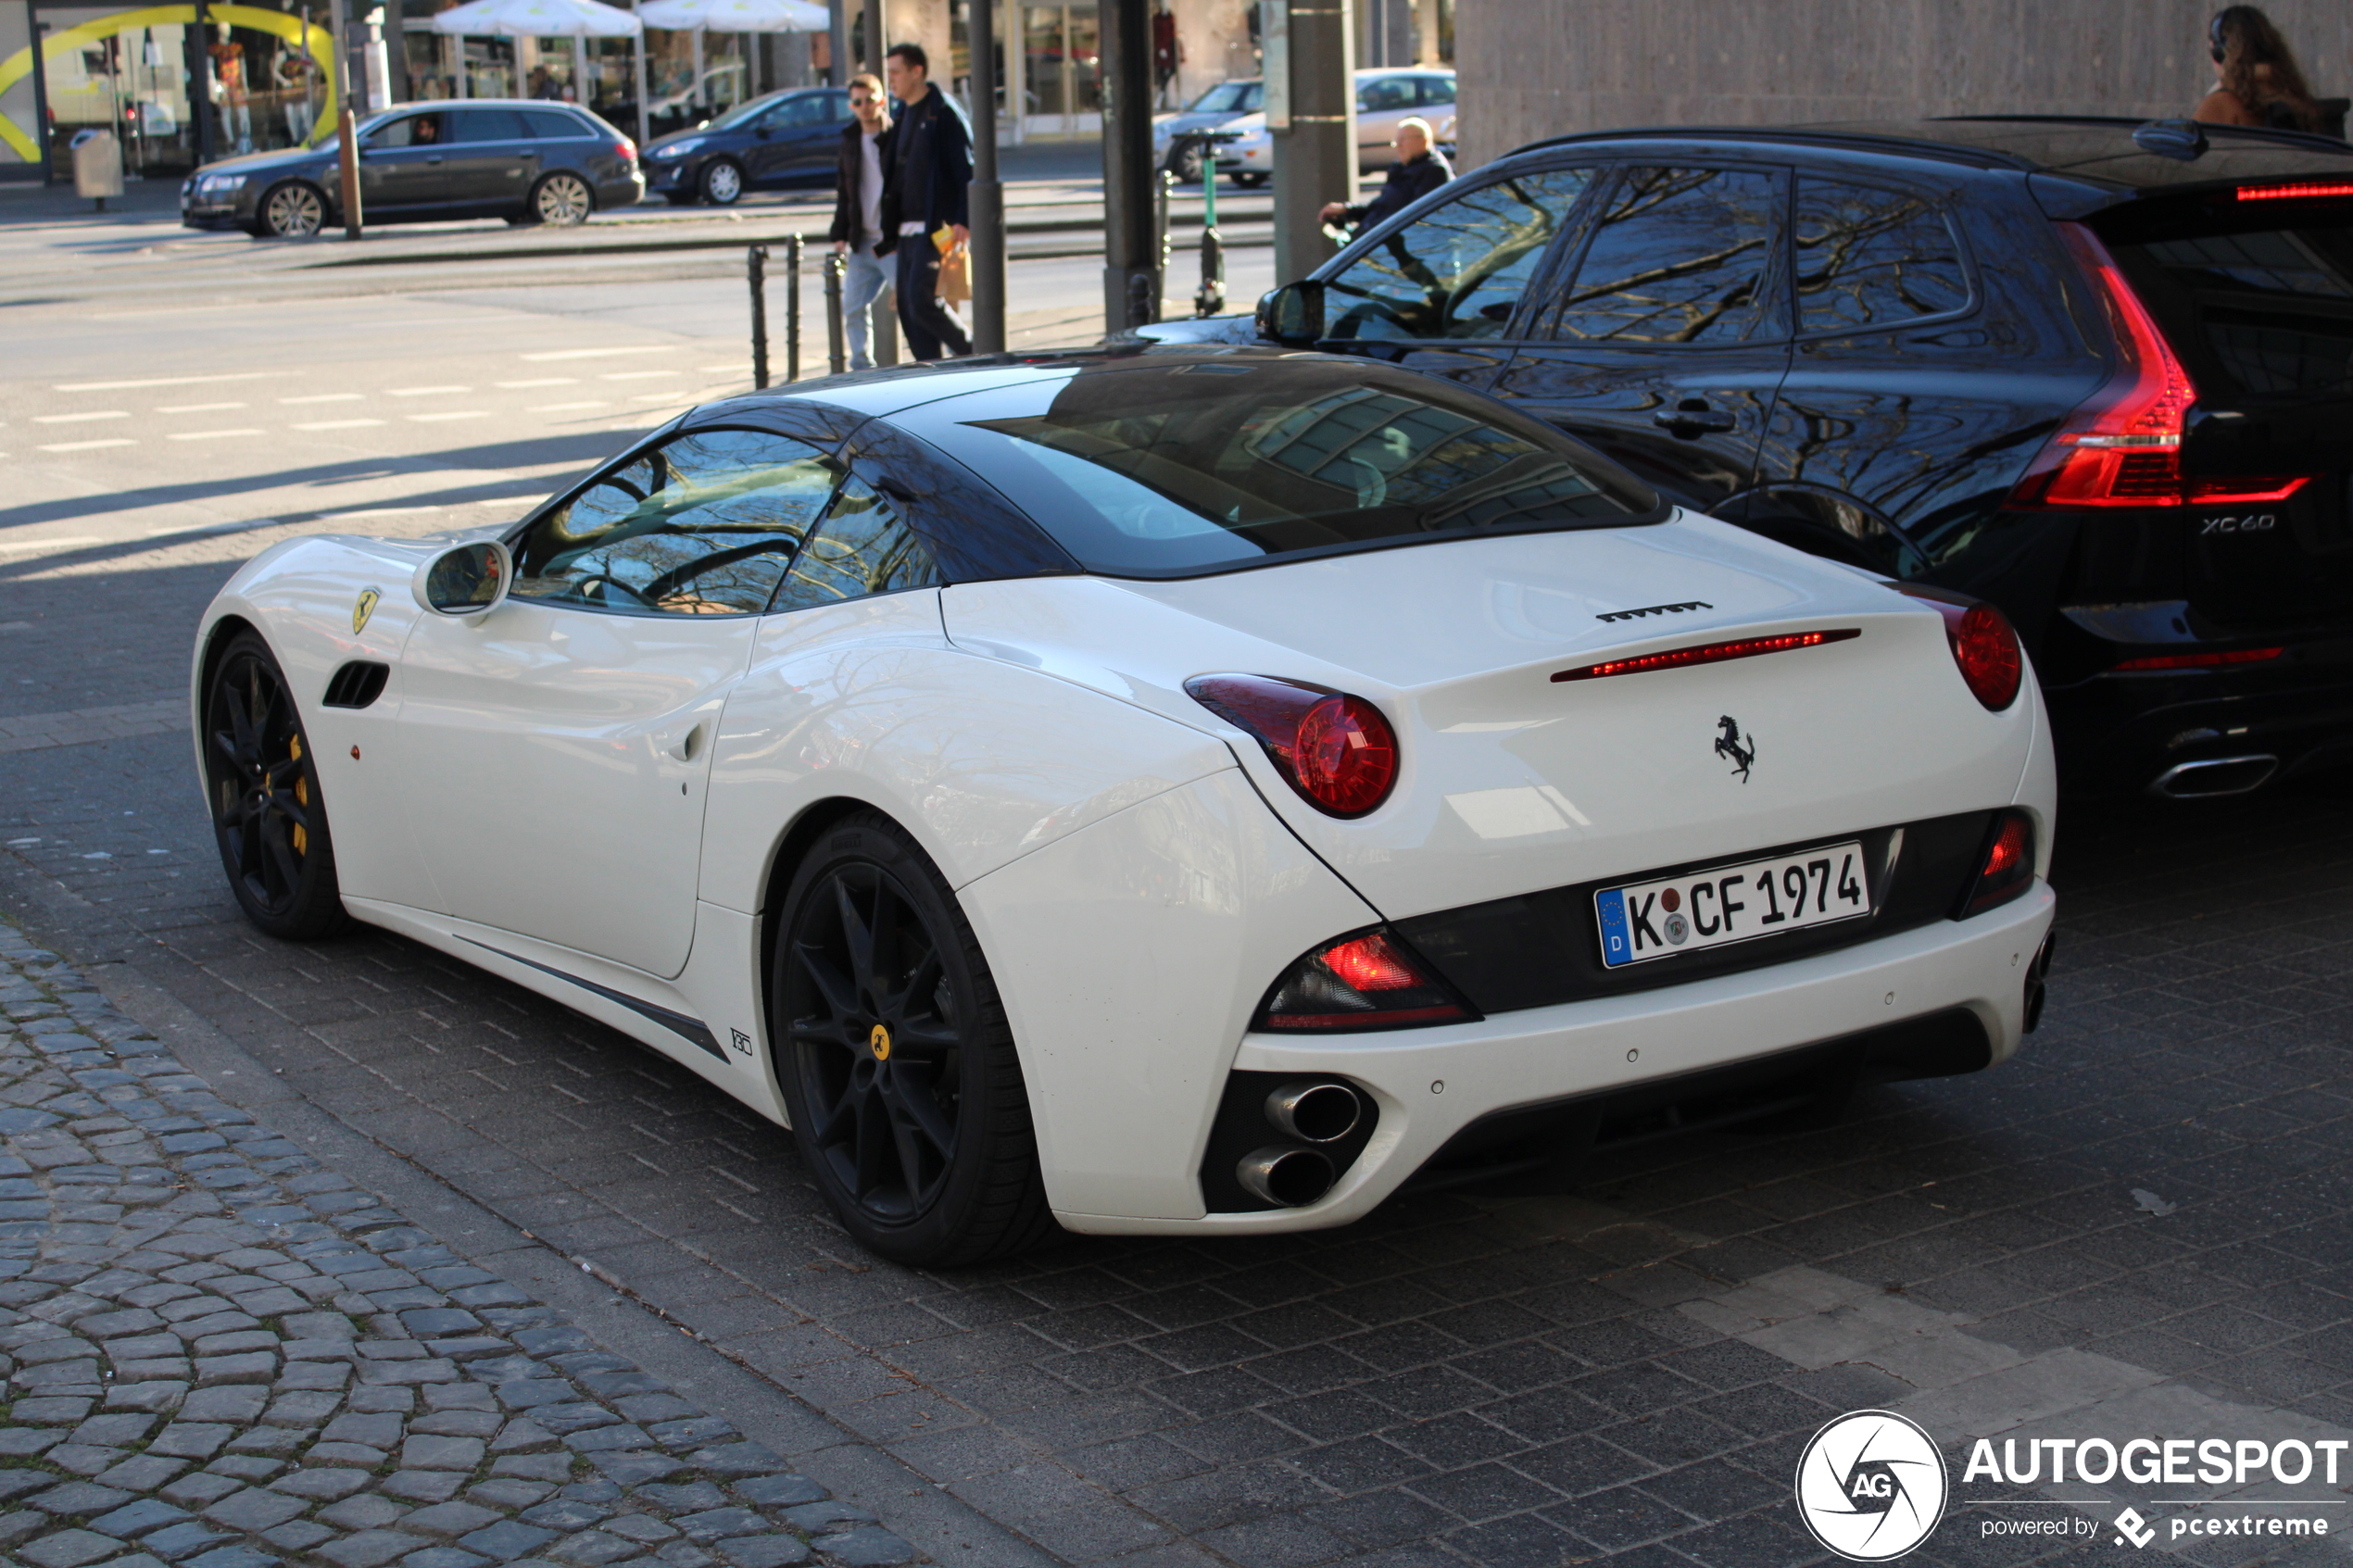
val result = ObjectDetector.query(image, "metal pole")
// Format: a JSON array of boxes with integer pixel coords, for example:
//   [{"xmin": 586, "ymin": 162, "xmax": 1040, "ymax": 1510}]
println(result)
[
  {"xmin": 1270, "ymin": 0, "xmax": 1353, "ymax": 284},
  {"xmin": 337, "ymin": 107, "xmax": 363, "ymax": 237},
  {"xmin": 29, "ymin": 16, "xmax": 55, "ymax": 186},
  {"xmin": 630, "ymin": 0, "xmax": 648, "ymax": 146},
  {"xmin": 1098, "ymin": 0, "xmax": 1158, "ymax": 332},
  {"xmin": 824, "ymin": 252, "xmax": 847, "ymax": 375},
  {"xmin": 827, "ymin": 0, "xmax": 849, "ymax": 85},
  {"xmin": 875, "ymin": 282, "xmax": 898, "ymax": 364},
  {"xmin": 1196, "ymin": 135, "xmax": 1225, "ymax": 316},
  {"xmin": 967, "ymin": 0, "xmax": 1005, "ymax": 353},
  {"xmin": 749, "ymin": 244, "xmax": 770, "ymax": 389},
  {"xmin": 785, "ymin": 232, "xmax": 802, "ymax": 382},
  {"xmin": 861, "ymin": 0, "xmax": 880, "ymax": 72}
]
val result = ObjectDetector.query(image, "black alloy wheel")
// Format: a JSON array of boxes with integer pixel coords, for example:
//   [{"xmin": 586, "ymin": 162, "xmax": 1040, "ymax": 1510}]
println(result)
[
  {"xmin": 203, "ymin": 630, "xmax": 350, "ymax": 939},
  {"xmin": 772, "ymin": 812, "xmax": 1053, "ymax": 1266}
]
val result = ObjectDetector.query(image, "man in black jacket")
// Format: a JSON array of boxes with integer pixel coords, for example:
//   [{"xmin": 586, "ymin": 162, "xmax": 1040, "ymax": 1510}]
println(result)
[
  {"xmin": 1319, "ymin": 117, "xmax": 1453, "ymax": 235},
  {"xmin": 826, "ymin": 73, "xmax": 892, "ymax": 370},
  {"xmin": 877, "ymin": 43, "xmax": 972, "ymax": 361}
]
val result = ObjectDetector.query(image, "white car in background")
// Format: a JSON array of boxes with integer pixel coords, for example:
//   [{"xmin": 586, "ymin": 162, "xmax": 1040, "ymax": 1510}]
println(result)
[
  {"xmin": 191, "ymin": 347, "xmax": 2056, "ymax": 1268},
  {"xmin": 1215, "ymin": 66, "xmax": 1458, "ymax": 186}
]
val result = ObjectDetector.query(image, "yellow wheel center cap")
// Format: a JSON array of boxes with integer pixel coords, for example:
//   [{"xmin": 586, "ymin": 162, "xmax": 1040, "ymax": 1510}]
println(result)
[{"xmin": 868, "ymin": 1024, "xmax": 892, "ymax": 1061}]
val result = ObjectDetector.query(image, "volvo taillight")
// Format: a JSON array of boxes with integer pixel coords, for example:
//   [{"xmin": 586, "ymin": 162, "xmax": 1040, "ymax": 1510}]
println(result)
[
  {"xmin": 1186, "ymin": 674, "xmax": 1399, "ymax": 817},
  {"xmin": 2007, "ymin": 225, "xmax": 2315, "ymax": 509}
]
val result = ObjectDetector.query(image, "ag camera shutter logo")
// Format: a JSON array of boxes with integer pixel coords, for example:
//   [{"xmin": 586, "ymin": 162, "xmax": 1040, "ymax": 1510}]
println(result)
[{"xmin": 1794, "ymin": 1410, "xmax": 1949, "ymax": 1561}]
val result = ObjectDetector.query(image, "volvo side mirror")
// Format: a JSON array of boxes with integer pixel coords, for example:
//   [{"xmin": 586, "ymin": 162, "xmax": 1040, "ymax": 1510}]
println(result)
[
  {"xmin": 1257, "ymin": 279, "xmax": 1324, "ymax": 346},
  {"xmin": 412, "ymin": 539, "xmax": 513, "ymax": 618}
]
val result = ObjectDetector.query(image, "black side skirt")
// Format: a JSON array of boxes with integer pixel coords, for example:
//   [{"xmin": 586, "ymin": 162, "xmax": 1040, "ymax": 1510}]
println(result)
[{"xmin": 459, "ymin": 936, "xmax": 726, "ymax": 1061}]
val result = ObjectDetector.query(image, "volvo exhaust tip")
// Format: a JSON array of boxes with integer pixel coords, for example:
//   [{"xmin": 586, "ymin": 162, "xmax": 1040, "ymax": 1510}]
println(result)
[
  {"xmin": 1264, "ymin": 1080, "xmax": 1362, "ymax": 1144},
  {"xmin": 2149, "ymin": 755, "xmax": 2277, "ymax": 799},
  {"xmin": 1237, "ymin": 1146, "xmax": 1336, "ymax": 1208}
]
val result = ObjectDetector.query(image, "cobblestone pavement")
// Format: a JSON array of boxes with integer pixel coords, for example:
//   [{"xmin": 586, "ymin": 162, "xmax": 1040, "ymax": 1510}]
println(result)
[{"xmin": 0, "ymin": 925, "xmax": 921, "ymax": 1568}]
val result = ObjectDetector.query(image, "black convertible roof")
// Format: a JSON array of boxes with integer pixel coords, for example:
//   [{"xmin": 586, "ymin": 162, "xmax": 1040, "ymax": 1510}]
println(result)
[{"xmin": 1512, "ymin": 115, "xmax": 2353, "ymax": 192}]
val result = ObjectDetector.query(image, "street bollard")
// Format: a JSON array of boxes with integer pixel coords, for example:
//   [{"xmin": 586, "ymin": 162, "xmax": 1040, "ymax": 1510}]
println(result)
[
  {"xmin": 1197, "ymin": 151, "xmax": 1227, "ymax": 317},
  {"xmin": 824, "ymin": 254, "xmax": 847, "ymax": 377},
  {"xmin": 749, "ymin": 244, "xmax": 770, "ymax": 390},
  {"xmin": 785, "ymin": 233, "xmax": 802, "ymax": 383}
]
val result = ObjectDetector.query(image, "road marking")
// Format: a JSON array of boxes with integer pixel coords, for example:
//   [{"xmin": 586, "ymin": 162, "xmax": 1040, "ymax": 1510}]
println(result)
[
  {"xmin": 33, "ymin": 411, "xmax": 129, "ymax": 423},
  {"xmin": 497, "ymin": 378, "xmax": 579, "ymax": 388},
  {"xmin": 293, "ymin": 419, "xmax": 387, "ymax": 431},
  {"xmin": 144, "ymin": 520, "xmax": 281, "ymax": 537},
  {"xmin": 165, "ymin": 429, "xmax": 265, "ymax": 441},
  {"xmin": 599, "ymin": 370, "xmax": 681, "ymax": 381},
  {"xmin": 35, "ymin": 440, "xmax": 135, "ymax": 453},
  {"xmin": 280, "ymin": 393, "xmax": 366, "ymax": 405},
  {"xmin": 158, "ymin": 402, "xmax": 249, "ymax": 413},
  {"xmin": 389, "ymin": 385, "xmax": 473, "ymax": 397},
  {"xmin": 520, "ymin": 346, "xmax": 677, "ymax": 361},
  {"xmin": 323, "ymin": 506, "xmax": 443, "ymax": 519},
  {"xmin": 530, "ymin": 401, "xmax": 609, "ymax": 412},
  {"xmin": 54, "ymin": 371, "xmax": 277, "ymax": 392},
  {"xmin": 632, "ymin": 393, "xmax": 695, "ymax": 404},
  {"xmin": 406, "ymin": 411, "xmax": 487, "ymax": 423},
  {"xmin": 0, "ymin": 536, "xmax": 102, "ymax": 551}
]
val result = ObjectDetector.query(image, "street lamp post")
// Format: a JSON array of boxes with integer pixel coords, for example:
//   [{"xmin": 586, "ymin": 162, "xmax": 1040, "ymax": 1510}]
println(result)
[
  {"xmin": 1268, "ymin": 0, "xmax": 1351, "ymax": 286},
  {"xmin": 1098, "ymin": 0, "xmax": 1157, "ymax": 333},
  {"xmin": 967, "ymin": 0, "xmax": 1004, "ymax": 352}
]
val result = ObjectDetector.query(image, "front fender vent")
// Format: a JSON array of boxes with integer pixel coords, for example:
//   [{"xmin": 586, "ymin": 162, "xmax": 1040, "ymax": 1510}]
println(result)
[{"xmin": 321, "ymin": 661, "xmax": 390, "ymax": 709}]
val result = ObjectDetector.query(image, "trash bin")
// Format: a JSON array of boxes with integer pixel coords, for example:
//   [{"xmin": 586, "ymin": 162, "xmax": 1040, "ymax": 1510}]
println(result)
[{"xmin": 71, "ymin": 129, "xmax": 125, "ymax": 210}]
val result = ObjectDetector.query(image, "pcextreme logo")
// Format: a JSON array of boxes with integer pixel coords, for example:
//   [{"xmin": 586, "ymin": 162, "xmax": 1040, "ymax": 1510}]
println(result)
[{"xmin": 1794, "ymin": 1411, "xmax": 1949, "ymax": 1561}]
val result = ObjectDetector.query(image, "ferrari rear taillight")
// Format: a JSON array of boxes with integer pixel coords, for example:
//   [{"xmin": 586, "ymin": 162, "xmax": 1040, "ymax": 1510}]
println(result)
[
  {"xmin": 1186, "ymin": 674, "xmax": 1399, "ymax": 817},
  {"xmin": 1258, "ymin": 931, "xmax": 1471, "ymax": 1032},
  {"xmin": 2006, "ymin": 224, "xmax": 2316, "ymax": 509},
  {"xmin": 1961, "ymin": 809, "xmax": 2035, "ymax": 919},
  {"xmin": 1896, "ymin": 587, "xmax": 2022, "ymax": 710}
]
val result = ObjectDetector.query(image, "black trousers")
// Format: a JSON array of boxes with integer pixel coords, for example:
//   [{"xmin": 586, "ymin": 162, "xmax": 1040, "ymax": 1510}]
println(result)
[{"xmin": 893, "ymin": 237, "xmax": 971, "ymax": 362}]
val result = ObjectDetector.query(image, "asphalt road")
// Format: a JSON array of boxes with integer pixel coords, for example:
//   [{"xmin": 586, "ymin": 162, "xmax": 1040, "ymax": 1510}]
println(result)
[{"xmin": 6, "ymin": 194, "xmax": 2353, "ymax": 1568}]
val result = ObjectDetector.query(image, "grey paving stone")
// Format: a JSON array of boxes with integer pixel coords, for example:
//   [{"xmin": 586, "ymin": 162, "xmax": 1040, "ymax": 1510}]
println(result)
[
  {"xmin": 317, "ymin": 1531, "xmax": 422, "ymax": 1568},
  {"xmin": 402, "ymin": 1435, "xmax": 488, "ymax": 1472},
  {"xmin": 713, "ymin": 1538, "xmax": 810, "ymax": 1568},
  {"xmin": 396, "ymin": 1503, "xmax": 505, "ymax": 1540},
  {"xmin": 456, "ymin": 1522, "xmax": 560, "ymax": 1562},
  {"xmin": 805, "ymin": 1528, "xmax": 915, "ymax": 1568}
]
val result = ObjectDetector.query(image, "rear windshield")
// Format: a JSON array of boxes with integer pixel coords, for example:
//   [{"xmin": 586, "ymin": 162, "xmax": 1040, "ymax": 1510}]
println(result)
[
  {"xmin": 891, "ymin": 357, "xmax": 1664, "ymax": 577},
  {"xmin": 2110, "ymin": 199, "xmax": 2353, "ymax": 397}
]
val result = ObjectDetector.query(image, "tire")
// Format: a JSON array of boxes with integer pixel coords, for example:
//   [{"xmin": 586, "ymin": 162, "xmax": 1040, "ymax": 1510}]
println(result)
[
  {"xmin": 1229, "ymin": 170, "xmax": 1267, "ymax": 189},
  {"xmin": 698, "ymin": 158, "xmax": 745, "ymax": 206},
  {"xmin": 770, "ymin": 811, "xmax": 1056, "ymax": 1267},
  {"xmin": 202, "ymin": 631, "xmax": 351, "ymax": 941},
  {"xmin": 662, "ymin": 191, "xmax": 698, "ymax": 207},
  {"xmin": 257, "ymin": 181, "xmax": 326, "ymax": 239},
  {"xmin": 1164, "ymin": 145, "xmax": 1203, "ymax": 184},
  {"xmin": 528, "ymin": 171, "xmax": 595, "ymax": 227}
]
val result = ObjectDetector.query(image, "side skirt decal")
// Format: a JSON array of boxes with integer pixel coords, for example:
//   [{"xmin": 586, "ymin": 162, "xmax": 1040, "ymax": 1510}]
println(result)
[{"xmin": 459, "ymin": 936, "xmax": 727, "ymax": 1061}]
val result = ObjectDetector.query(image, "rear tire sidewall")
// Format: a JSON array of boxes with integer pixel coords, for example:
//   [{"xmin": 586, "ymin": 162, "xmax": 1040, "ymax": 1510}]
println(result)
[
  {"xmin": 530, "ymin": 172, "xmax": 594, "ymax": 226},
  {"xmin": 770, "ymin": 813, "xmax": 1045, "ymax": 1267},
  {"xmin": 699, "ymin": 159, "xmax": 744, "ymax": 206},
  {"xmin": 203, "ymin": 631, "xmax": 350, "ymax": 941}
]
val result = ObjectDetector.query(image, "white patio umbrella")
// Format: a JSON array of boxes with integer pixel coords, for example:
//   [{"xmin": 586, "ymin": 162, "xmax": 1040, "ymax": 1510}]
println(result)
[
  {"xmin": 429, "ymin": 0, "xmax": 642, "ymax": 36},
  {"xmin": 633, "ymin": 0, "xmax": 826, "ymax": 31}
]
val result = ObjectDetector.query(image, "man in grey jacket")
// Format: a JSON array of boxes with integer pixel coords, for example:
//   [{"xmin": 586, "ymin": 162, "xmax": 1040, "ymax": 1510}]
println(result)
[{"xmin": 826, "ymin": 74, "xmax": 892, "ymax": 370}]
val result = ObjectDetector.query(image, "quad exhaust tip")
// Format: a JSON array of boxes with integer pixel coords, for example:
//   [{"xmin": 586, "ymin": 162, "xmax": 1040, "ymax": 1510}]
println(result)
[
  {"xmin": 1237, "ymin": 1146, "xmax": 1337, "ymax": 1208},
  {"xmin": 1265, "ymin": 1080, "xmax": 1362, "ymax": 1144},
  {"xmin": 2149, "ymin": 755, "xmax": 2278, "ymax": 799}
]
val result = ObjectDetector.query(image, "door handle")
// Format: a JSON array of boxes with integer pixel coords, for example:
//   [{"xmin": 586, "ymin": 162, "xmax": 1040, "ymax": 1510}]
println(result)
[
  {"xmin": 1653, "ymin": 399, "xmax": 1737, "ymax": 437},
  {"xmin": 666, "ymin": 721, "xmax": 705, "ymax": 762}
]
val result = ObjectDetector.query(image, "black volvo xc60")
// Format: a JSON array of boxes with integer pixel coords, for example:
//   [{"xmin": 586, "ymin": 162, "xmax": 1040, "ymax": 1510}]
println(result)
[{"xmin": 1142, "ymin": 118, "xmax": 2353, "ymax": 799}]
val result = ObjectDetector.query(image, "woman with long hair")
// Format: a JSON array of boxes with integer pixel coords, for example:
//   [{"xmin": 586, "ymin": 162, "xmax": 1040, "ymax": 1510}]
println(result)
[{"xmin": 2196, "ymin": 6, "xmax": 2322, "ymax": 132}]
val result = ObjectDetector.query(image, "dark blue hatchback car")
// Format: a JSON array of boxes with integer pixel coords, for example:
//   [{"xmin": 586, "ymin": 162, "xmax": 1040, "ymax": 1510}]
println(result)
[{"xmin": 640, "ymin": 87, "xmax": 850, "ymax": 206}]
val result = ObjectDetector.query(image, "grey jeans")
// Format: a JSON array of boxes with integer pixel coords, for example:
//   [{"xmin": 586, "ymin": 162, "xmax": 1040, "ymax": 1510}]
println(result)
[{"xmin": 842, "ymin": 244, "xmax": 890, "ymax": 370}]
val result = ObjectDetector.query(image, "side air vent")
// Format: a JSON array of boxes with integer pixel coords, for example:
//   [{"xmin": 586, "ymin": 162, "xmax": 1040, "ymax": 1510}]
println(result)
[{"xmin": 321, "ymin": 661, "xmax": 390, "ymax": 709}]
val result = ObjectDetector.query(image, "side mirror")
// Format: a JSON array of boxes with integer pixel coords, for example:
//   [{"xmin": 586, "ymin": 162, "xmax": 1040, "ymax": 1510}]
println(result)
[
  {"xmin": 412, "ymin": 539, "xmax": 513, "ymax": 618},
  {"xmin": 1257, "ymin": 279, "xmax": 1324, "ymax": 346}
]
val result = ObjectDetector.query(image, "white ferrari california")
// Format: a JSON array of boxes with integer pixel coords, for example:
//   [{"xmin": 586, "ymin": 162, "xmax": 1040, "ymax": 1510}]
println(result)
[{"xmin": 193, "ymin": 346, "xmax": 2057, "ymax": 1266}]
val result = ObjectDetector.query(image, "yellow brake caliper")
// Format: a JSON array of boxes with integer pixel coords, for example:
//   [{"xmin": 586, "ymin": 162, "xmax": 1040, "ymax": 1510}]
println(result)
[{"xmin": 290, "ymin": 734, "xmax": 308, "ymax": 857}]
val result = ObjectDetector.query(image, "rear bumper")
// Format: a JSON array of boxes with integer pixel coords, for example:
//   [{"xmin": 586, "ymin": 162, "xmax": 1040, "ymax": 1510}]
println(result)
[
  {"xmin": 2044, "ymin": 664, "xmax": 2353, "ymax": 794},
  {"xmin": 1055, "ymin": 884, "xmax": 2055, "ymax": 1235}
]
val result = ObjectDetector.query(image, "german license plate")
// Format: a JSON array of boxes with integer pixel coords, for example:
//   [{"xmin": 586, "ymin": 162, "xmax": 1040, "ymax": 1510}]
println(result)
[{"xmin": 1596, "ymin": 840, "xmax": 1869, "ymax": 968}]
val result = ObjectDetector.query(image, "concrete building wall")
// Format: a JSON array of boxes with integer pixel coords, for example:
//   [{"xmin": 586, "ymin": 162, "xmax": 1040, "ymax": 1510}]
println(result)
[{"xmin": 1456, "ymin": 0, "xmax": 2353, "ymax": 169}]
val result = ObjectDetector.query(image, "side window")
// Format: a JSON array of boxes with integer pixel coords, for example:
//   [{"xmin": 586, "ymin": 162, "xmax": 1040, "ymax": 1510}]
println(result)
[
  {"xmin": 522, "ymin": 108, "xmax": 587, "ymax": 139},
  {"xmin": 510, "ymin": 428, "xmax": 840, "ymax": 616},
  {"xmin": 1793, "ymin": 179, "xmax": 1969, "ymax": 333},
  {"xmin": 1323, "ymin": 167, "xmax": 1593, "ymax": 342},
  {"xmin": 1358, "ymin": 76, "xmax": 1416, "ymax": 113},
  {"xmin": 774, "ymin": 94, "xmax": 835, "ymax": 127},
  {"xmin": 364, "ymin": 113, "xmax": 436, "ymax": 149},
  {"xmin": 1417, "ymin": 76, "xmax": 1456, "ymax": 106},
  {"xmin": 449, "ymin": 108, "xmax": 527, "ymax": 143},
  {"xmin": 1542, "ymin": 166, "xmax": 1787, "ymax": 345},
  {"xmin": 769, "ymin": 479, "xmax": 941, "ymax": 613}
]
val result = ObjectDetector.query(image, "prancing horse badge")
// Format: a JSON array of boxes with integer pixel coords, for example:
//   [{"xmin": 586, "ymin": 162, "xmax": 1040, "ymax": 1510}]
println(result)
[
  {"xmin": 353, "ymin": 587, "xmax": 381, "ymax": 635},
  {"xmin": 1715, "ymin": 715, "xmax": 1756, "ymax": 783}
]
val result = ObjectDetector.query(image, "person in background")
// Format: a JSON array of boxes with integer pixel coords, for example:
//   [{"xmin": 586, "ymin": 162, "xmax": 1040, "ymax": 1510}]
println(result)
[
  {"xmin": 828, "ymin": 73, "xmax": 894, "ymax": 371},
  {"xmin": 877, "ymin": 42, "xmax": 972, "ymax": 361},
  {"xmin": 2196, "ymin": 6, "xmax": 2321, "ymax": 132},
  {"xmin": 1318, "ymin": 116, "xmax": 1451, "ymax": 236}
]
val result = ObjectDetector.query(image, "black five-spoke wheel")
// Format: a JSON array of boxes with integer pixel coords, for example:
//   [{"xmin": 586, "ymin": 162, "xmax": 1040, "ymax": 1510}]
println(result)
[
  {"xmin": 773, "ymin": 813, "xmax": 1052, "ymax": 1266},
  {"xmin": 204, "ymin": 631, "xmax": 349, "ymax": 939}
]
